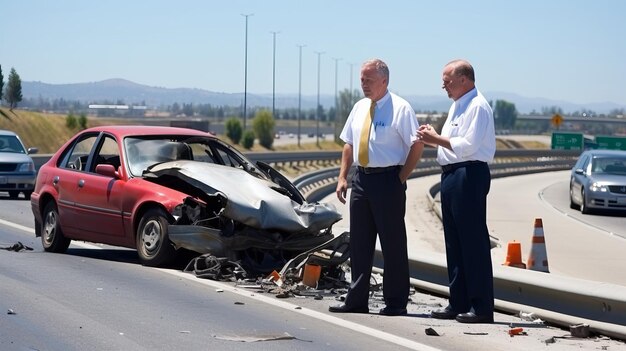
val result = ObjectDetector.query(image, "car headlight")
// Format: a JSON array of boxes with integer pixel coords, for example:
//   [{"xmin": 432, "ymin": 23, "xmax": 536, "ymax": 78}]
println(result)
[
  {"xmin": 590, "ymin": 182, "xmax": 608, "ymax": 192},
  {"xmin": 17, "ymin": 162, "xmax": 35, "ymax": 172}
]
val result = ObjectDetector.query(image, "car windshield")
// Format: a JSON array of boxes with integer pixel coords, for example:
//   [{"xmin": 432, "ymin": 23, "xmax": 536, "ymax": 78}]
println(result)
[
  {"xmin": 0, "ymin": 135, "xmax": 27, "ymax": 154},
  {"xmin": 123, "ymin": 135, "xmax": 264, "ymax": 178},
  {"xmin": 592, "ymin": 157, "xmax": 626, "ymax": 175}
]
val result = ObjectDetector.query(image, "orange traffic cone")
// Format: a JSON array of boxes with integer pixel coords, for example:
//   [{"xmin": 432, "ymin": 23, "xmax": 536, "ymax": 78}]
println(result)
[
  {"xmin": 503, "ymin": 241, "xmax": 526, "ymax": 268},
  {"xmin": 527, "ymin": 218, "xmax": 549, "ymax": 272}
]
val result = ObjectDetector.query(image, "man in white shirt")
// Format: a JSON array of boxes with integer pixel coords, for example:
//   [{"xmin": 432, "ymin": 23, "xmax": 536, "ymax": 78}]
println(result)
[
  {"xmin": 417, "ymin": 59, "xmax": 496, "ymax": 324},
  {"xmin": 329, "ymin": 58, "xmax": 423, "ymax": 316}
]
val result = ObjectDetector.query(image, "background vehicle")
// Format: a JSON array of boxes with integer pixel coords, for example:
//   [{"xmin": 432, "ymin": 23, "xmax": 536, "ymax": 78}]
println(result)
[
  {"xmin": 569, "ymin": 149, "xmax": 626, "ymax": 214},
  {"xmin": 30, "ymin": 126, "xmax": 341, "ymax": 269},
  {"xmin": 0, "ymin": 129, "xmax": 38, "ymax": 199}
]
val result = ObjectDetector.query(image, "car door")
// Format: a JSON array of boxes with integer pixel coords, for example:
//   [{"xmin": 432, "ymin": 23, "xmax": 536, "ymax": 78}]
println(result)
[
  {"xmin": 54, "ymin": 132, "xmax": 100, "ymax": 239},
  {"xmin": 70, "ymin": 134, "xmax": 126, "ymax": 242},
  {"xmin": 571, "ymin": 154, "xmax": 590, "ymax": 203}
]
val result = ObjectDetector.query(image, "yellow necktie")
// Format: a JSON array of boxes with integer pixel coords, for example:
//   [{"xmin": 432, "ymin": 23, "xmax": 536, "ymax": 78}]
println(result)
[{"xmin": 358, "ymin": 100, "xmax": 376, "ymax": 166}]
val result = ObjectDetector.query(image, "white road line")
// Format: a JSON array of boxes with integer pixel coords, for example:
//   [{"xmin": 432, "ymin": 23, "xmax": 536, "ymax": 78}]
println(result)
[
  {"xmin": 160, "ymin": 268, "xmax": 443, "ymax": 351},
  {"xmin": 1, "ymin": 217, "xmax": 441, "ymax": 350}
]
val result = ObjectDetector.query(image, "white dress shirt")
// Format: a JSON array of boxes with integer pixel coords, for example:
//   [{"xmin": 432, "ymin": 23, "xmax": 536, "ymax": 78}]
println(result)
[
  {"xmin": 340, "ymin": 91, "xmax": 419, "ymax": 167},
  {"xmin": 437, "ymin": 88, "xmax": 496, "ymax": 166}
]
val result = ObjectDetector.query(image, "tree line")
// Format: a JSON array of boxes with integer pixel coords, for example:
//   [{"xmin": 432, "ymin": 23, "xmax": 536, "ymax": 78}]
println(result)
[{"xmin": 0, "ymin": 65, "xmax": 23, "ymax": 110}]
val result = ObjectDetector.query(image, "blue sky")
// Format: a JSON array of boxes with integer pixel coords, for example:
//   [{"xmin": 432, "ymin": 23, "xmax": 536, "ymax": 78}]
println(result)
[{"xmin": 1, "ymin": 0, "xmax": 624, "ymax": 105}]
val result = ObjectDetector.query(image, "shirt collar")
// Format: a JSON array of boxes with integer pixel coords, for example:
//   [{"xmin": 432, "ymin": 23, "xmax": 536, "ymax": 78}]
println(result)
[
  {"xmin": 372, "ymin": 90, "xmax": 391, "ymax": 108},
  {"xmin": 452, "ymin": 87, "xmax": 477, "ymax": 118}
]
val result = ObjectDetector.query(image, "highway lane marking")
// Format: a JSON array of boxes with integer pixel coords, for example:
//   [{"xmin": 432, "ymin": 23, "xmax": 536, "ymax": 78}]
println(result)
[
  {"xmin": 1, "ymin": 218, "xmax": 440, "ymax": 350},
  {"xmin": 159, "ymin": 268, "xmax": 442, "ymax": 351},
  {"xmin": 0, "ymin": 218, "xmax": 109, "ymax": 249}
]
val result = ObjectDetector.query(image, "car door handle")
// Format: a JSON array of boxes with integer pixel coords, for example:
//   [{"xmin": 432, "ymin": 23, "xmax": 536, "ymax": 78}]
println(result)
[
  {"xmin": 78, "ymin": 179, "xmax": 85, "ymax": 188},
  {"xmin": 53, "ymin": 176, "xmax": 59, "ymax": 186}
]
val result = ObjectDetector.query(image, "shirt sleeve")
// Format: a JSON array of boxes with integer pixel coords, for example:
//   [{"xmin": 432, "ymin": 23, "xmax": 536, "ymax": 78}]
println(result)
[{"xmin": 395, "ymin": 103, "xmax": 419, "ymax": 147}]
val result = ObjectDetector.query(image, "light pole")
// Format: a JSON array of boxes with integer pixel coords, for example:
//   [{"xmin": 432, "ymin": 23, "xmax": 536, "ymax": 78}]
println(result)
[
  {"xmin": 333, "ymin": 57, "xmax": 342, "ymax": 141},
  {"xmin": 314, "ymin": 51, "xmax": 325, "ymax": 147},
  {"xmin": 297, "ymin": 44, "xmax": 305, "ymax": 147},
  {"xmin": 270, "ymin": 31, "xmax": 280, "ymax": 120},
  {"xmin": 241, "ymin": 13, "xmax": 253, "ymax": 130}
]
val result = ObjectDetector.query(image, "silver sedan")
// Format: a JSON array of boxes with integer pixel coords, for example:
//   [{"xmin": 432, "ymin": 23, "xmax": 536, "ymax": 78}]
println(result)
[{"xmin": 569, "ymin": 149, "xmax": 626, "ymax": 214}]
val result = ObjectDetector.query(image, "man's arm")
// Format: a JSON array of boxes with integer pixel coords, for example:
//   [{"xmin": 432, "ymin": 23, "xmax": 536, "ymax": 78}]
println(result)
[
  {"xmin": 336, "ymin": 143, "xmax": 354, "ymax": 204},
  {"xmin": 399, "ymin": 141, "xmax": 424, "ymax": 183}
]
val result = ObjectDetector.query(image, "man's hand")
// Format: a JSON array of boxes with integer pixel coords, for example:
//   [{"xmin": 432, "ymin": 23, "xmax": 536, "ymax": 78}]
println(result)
[{"xmin": 336, "ymin": 178, "xmax": 348, "ymax": 204}]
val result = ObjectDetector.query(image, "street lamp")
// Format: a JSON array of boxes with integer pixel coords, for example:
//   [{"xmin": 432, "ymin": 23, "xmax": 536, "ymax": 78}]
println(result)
[
  {"xmin": 314, "ymin": 51, "xmax": 325, "ymax": 147},
  {"xmin": 297, "ymin": 44, "xmax": 305, "ymax": 147},
  {"xmin": 270, "ymin": 31, "xmax": 280, "ymax": 120},
  {"xmin": 241, "ymin": 13, "xmax": 253, "ymax": 130},
  {"xmin": 333, "ymin": 57, "xmax": 342, "ymax": 141}
]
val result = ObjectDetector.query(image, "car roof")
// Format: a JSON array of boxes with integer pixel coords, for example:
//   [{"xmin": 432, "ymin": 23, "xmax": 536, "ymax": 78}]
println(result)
[
  {"xmin": 0, "ymin": 130, "xmax": 19, "ymax": 136},
  {"xmin": 583, "ymin": 149, "xmax": 626, "ymax": 157},
  {"xmin": 82, "ymin": 125, "xmax": 214, "ymax": 139}
]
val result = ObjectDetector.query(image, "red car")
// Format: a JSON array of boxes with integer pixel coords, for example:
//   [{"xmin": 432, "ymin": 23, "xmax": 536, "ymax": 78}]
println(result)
[{"xmin": 31, "ymin": 126, "xmax": 341, "ymax": 268}]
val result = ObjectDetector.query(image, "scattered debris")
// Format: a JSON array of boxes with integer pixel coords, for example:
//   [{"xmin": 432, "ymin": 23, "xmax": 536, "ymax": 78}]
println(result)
[
  {"xmin": 569, "ymin": 323, "xmax": 590, "ymax": 338},
  {"xmin": 425, "ymin": 327, "xmax": 440, "ymax": 336},
  {"xmin": 463, "ymin": 332, "xmax": 488, "ymax": 336},
  {"xmin": 544, "ymin": 336, "xmax": 556, "ymax": 344},
  {"xmin": 179, "ymin": 330, "xmax": 191, "ymax": 334},
  {"xmin": 234, "ymin": 301, "xmax": 245, "ymax": 305},
  {"xmin": 508, "ymin": 327, "xmax": 527, "ymax": 337},
  {"xmin": 1, "ymin": 242, "xmax": 33, "ymax": 252},
  {"xmin": 7, "ymin": 309, "xmax": 16, "ymax": 315},
  {"xmin": 213, "ymin": 332, "xmax": 310, "ymax": 343},
  {"xmin": 518, "ymin": 311, "xmax": 543, "ymax": 324},
  {"xmin": 184, "ymin": 254, "xmax": 247, "ymax": 281},
  {"xmin": 215, "ymin": 289, "xmax": 224, "ymax": 293}
]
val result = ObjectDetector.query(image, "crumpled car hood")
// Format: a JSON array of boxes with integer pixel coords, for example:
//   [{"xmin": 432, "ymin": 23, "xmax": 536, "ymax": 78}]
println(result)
[{"xmin": 145, "ymin": 161, "xmax": 342, "ymax": 234}]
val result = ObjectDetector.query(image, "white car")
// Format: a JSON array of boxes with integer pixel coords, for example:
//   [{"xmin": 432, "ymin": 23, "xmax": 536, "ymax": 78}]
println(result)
[{"xmin": 0, "ymin": 130, "xmax": 38, "ymax": 199}]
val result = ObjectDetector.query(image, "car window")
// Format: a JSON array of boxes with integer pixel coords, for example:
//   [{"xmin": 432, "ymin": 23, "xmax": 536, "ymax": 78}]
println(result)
[
  {"xmin": 91, "ymin": 135, "xmax": 121, "ymax": 173},
  {"xmin": 0, "ymin": 135, "xmax": 27, "ymax": 154},
  {"xmin": 60, "ymin": 134, "xmax": 98, "ymax": 171},
  {"xmin": 593, "ymin": 157, "xmax": 626, "ymax": 174}
]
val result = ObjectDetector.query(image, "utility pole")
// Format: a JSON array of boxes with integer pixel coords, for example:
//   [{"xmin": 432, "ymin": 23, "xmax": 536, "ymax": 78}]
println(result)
[
  {"xmin": 297, "ymin": 44, "xmax": 305, "ymax": 147},
  {"xmin": 241, "ymin": 13, "xmax": 253, "ymax": 130},
  {"xmin": 333, "ymin": 57, "xmax": 342, "ymax": 141},
  {"xmin": 314, "ymin": 51, "xmax": 325, "ymax": 147},
  {"xmin": 270, "ymin": 31, "xmax": 280, "ymax": 120}
]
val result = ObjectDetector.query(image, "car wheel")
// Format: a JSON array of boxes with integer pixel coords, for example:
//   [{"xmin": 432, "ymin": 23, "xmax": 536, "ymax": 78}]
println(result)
[
  {"xmin": 136, "ymin": 208, "xmax": 176, "ymax": 267},
  {"xmin": 580, "ymin": 188, "xmax": 591, "ymax": 214},
  {"xmin": 41, "ymin": 201, "xmax": 71, "ymax": 252},
  {"xmin": 8, "ymin": 191, "xmax": 19, "ymax": 199},
  {"xmin": 569, "ymin": 185, "xmax": 577, "ymax": 209}
]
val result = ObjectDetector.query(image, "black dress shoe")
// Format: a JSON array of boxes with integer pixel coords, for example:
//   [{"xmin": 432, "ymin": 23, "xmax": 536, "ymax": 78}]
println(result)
[
  {"xmin": 379, "ymin": 307, "xmax": 407, "ymax": 316},
  {"xmin": 328, "ymin": 304, "xmax": 369, "ymax": 314},
  {"xmin": 430, "ymin": 307, "xmax": 457, "ymax": 320},
  {"xmin": 455, "ymin": 312, "xmax": 494, "ymax": 324}
]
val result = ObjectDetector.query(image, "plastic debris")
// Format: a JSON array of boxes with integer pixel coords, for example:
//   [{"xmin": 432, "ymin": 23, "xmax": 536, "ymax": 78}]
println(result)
[
  {"xmin": 425, "ymin": 328, "xmax": 440, "ymax": 336},
  {"xmin": 508, "ymin": 327, "xmax": 527, "ymax": 337},
  {"xmin": 570, "ymin": 323, "xmax": 590, "ymax": 338}
]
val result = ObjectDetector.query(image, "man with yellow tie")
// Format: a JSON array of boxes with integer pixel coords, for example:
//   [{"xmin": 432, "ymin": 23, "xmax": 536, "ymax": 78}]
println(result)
[{"xmin": 329, "ymin": 58, "xmax": 424, "ymax": 316}]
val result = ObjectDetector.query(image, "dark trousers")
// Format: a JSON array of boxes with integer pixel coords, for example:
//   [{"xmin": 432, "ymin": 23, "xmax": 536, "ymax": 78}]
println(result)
[
  {"xmin": 440, "ymin": 162, "xmax": 494, "ymax": 316},
  {"xmin": 345, "ymin": 168, "xmax": 409, "ymax": 308}
]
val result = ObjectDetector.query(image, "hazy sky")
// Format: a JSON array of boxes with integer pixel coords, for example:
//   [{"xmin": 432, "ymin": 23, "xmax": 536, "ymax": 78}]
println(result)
[{"xmin": 1, "ymin": 0, "xmax": 624, "ymax": 104}]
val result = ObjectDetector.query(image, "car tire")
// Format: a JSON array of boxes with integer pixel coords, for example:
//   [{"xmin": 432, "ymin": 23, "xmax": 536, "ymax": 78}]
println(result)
[
  {"xmin": 569, "ymin": 186, "xmax": 577, "ymax": 209},
  {"xmin": 8, "ymin": 191, "xmax": 19, "ymax": 199},
  {"xmin": 580, "ymin": 188, "xmax": 591, "ymax": 214},
  {"xmin": 41, "ymin": 201, "xmax": 71, "ymax": 252},
  {"xmin": 136, "ymin": 208, "xmax": 176, "ymax": 267}
]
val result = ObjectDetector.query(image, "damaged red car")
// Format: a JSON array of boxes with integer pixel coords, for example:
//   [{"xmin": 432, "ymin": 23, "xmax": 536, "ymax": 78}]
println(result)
[{"xmin": 31, "ymin": 126, "xmax": 341, "ymax": 269}]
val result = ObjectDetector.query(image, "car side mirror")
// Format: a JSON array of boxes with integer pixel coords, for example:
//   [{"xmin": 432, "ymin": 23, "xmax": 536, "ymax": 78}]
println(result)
[
  {"xmin": 574, "ymin": 168, "xmax": 584, "ymax": 175},
  {"xmin": 95, "ymin": 164, "xmax": 120, "ymax": 179},
  {"xmin": 27, "ymin": 147, "xmax": 39, "ymax": 155}
]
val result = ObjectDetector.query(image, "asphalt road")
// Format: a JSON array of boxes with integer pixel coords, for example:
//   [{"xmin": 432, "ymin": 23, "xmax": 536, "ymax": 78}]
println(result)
[{"xmin": 2, "ymin": 169, "xmax": 626, "ymax": 351}]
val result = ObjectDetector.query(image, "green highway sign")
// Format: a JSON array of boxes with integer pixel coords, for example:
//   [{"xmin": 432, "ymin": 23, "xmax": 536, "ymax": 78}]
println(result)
[
  {"xmin": 595, "ymin": 136, "xmax": 626, "ymax": 150},
  {"xmin": 551, "ymin": 132, "xmax": 583, "ymax": 150}
]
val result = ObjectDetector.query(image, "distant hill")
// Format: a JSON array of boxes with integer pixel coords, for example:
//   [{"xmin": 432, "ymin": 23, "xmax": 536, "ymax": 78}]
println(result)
[{"xmin": 22, "ymin": 79, "xmax": 625, "ymax": 114}]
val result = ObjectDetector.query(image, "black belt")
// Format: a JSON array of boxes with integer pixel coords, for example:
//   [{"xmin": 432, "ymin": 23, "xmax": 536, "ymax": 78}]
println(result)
[
  {"xmin": 441, "ymin": 160, "xmax": 485, "ymax": 173},
  {"xmin": 357, "ymin": 165, "xmax": 401, "ymax": 174}
]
